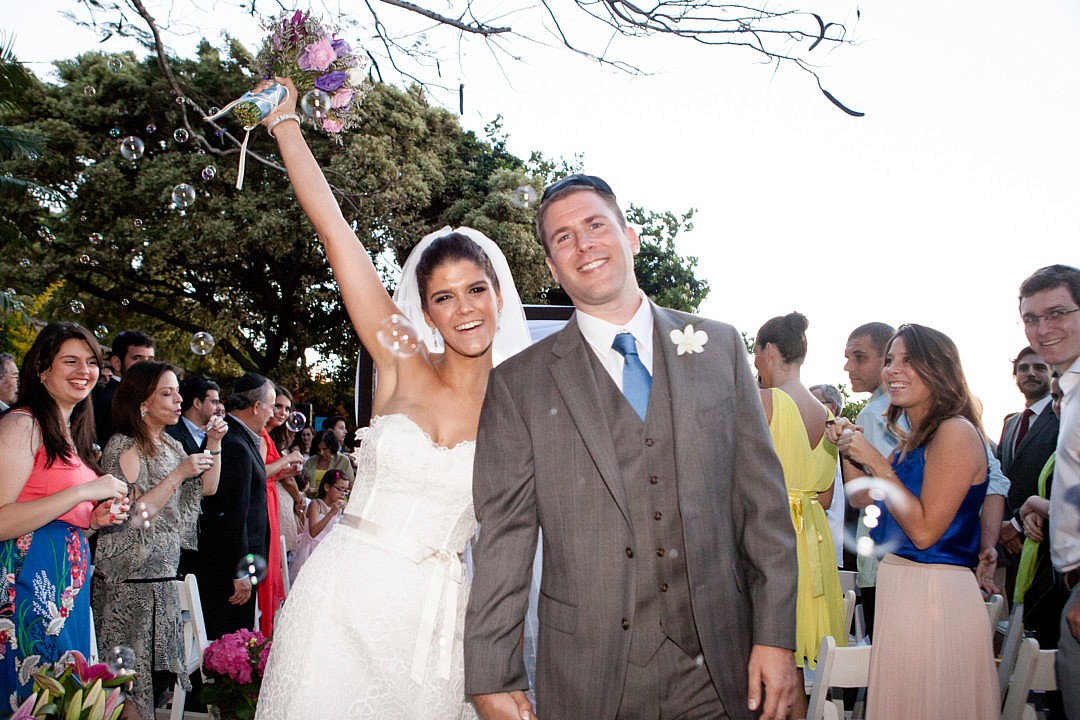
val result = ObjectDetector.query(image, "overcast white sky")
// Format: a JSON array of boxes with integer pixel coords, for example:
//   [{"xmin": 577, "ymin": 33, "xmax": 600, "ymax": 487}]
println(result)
[{"xmin": 11, "ymin": 0, "xmax": 1080, "ymax": 434}]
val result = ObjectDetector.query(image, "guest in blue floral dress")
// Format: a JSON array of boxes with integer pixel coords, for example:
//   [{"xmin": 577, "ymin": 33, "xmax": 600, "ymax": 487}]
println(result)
[{"xmin": 0, "ymin": 323, "xmax": 130, "ymax": 709}]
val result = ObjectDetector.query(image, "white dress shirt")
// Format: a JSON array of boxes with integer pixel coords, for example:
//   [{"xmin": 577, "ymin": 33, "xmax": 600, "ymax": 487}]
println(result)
[{"xmin": 575, "ymin": 291, "xmax": 654, "ymax": 391}]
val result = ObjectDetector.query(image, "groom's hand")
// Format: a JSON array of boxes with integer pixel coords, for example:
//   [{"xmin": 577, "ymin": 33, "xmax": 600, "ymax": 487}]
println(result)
[
  {"xmin": 471, "ymin": 690, "xmax": 536, "ymax": 720},
  {"xmin": 746, "ymin": 644, "xmax": 797, "ymax": 720}
]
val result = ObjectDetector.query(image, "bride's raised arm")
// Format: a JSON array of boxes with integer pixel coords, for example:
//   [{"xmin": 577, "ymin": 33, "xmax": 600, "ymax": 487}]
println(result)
[{"xmin": 260, "ymin": 78, "xmax": 408, "ymax": 384}]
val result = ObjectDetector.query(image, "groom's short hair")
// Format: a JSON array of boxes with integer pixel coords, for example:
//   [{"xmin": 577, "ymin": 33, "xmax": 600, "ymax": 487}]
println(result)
[{"xmin": 535, "ymin": 174, "xmax": 628, "ymax": 256}]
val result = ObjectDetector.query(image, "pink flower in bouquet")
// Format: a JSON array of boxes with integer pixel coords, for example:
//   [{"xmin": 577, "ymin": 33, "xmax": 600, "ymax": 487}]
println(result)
[
  {"xmin": 258, "ymin": 642, "xmax": 270, "ymax": 676},
  {"xmin": 331, "ymin": 89, "xmax": 354, "ymax": 109},
  {"xmin": 322, "ymin": 117, "xmax": 344, "ymax": 133},
  {"xmin": 297, "ymin": 38, "xmax": 337, "ymax": 72}
]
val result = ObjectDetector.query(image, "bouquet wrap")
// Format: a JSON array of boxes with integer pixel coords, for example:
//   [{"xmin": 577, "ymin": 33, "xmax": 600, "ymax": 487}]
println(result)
[{"xmin": 205, "ymin": 83, "xmax": 290, "ymax": 189}]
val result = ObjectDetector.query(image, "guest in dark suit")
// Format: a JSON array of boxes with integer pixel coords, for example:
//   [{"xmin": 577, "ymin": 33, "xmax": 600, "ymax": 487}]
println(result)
[
  {"xmin": 166, "ymin": 376, "xmax": 223, "ymax": 456},
  {"xmin": 996, "ymin": 346, "xmax": 1058, "ymax": 597},
  {"xmin": 465, "ymin": 175, "xmax": 797, "ymax": 720},
  {"xmin": 92, "ymin": 330, "xmax": 155, "ymax": 446},
  {"xmin": 192, "ymin": 372, "xmax": 274, "ymax": 640}
]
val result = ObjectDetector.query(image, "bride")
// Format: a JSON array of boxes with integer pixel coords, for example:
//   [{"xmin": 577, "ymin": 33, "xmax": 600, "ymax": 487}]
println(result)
[{"xmin": 254, "ymin": 79, "xmax": 533, "ymax": 719}]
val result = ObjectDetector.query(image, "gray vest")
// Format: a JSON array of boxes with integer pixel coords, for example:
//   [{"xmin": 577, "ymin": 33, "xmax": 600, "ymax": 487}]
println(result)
[{"xmin": 589, "ymin": 332, "xmax": 702, "ymax": 667}]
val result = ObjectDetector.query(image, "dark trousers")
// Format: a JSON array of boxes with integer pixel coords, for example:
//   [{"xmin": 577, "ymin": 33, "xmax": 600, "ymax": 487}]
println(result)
[{"xmin": 617, "ymin": 638, "xmax": 727, "ymax": 720}]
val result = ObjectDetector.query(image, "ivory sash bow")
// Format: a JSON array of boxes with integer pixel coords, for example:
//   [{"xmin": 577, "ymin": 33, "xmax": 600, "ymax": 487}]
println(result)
[{"xmin": 339, "ymin": 513, "xmax": 464, "ymax": 684}]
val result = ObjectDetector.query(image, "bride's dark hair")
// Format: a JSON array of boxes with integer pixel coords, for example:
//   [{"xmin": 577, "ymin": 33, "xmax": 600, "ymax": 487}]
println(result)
[{"xmin": 414, "ymin": 232, "xmax": 500, "ymax": 309}]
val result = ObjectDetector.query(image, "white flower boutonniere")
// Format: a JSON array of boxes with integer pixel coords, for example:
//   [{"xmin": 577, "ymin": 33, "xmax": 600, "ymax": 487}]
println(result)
[{"xmin": 670, "ymin": 324, "xmax": 708, "ymax": 355}]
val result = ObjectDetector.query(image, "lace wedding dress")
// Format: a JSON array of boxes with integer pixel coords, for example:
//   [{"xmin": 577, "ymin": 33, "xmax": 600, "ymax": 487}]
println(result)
[{"xmin": 256, "ymin": 414, "xmax": 479, "ymax": 719}]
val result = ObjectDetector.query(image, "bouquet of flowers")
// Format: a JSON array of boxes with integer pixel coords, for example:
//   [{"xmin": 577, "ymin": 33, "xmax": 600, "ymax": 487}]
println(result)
[
  {"xmin": 198, "ymin": 629, "xmax": 271, "ymax": 720},
  {"xmin": 206, "ymin": 9, "xmax": 372, "ymax": 187},
  {"xmin": 9, "ymin": 650, "xmax": 130, "ymax": 720}
]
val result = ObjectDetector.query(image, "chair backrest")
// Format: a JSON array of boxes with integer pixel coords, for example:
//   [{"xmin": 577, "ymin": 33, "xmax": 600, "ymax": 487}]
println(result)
[
  {"xmin": 1001, "ymin": 637, "xmax": 1057, "ymax": 720},
  {"xmin": 838, "ymin": 570, "xmax": 857, "ymax": 594},
  {"xmin": 985, "ymin": 593, "xmax": 1005, "ymax": 627},
  {"xmin": 806, "ymin": 635, "xmax": 872, "ymax": 720},
  {"xmin": 998, "ymin": 602, "xmax": 1027, "ymax": 701},
  {"xmin": 280, "ymin": 534, "xmax": 291, "ymax": 596},
  {"xmin": 177, "ymin": 574, "xmax": 209, "ymax": 676}
]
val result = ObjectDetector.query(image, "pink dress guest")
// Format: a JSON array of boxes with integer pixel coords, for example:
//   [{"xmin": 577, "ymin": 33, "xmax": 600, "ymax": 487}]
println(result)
[{"xmin": 289, "ymin": 498, "xmax": 341, "ymax": 584}]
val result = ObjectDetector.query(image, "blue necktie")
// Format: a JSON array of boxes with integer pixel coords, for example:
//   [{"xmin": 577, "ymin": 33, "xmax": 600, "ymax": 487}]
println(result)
[{"xmin": 612, "ymin": 332, "xmax": 651, "ymax": 421}]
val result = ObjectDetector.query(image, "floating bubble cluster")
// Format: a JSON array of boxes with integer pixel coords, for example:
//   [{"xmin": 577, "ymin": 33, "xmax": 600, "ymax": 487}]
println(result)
[
  {"xmin": 201, "ymin": 165, "xmax": 217, "ymax": 181},
  {"xmin": 190, "ymin": 331, "xmax": 215, "ymax": 356},
  {"xmin": 18, "ymin": 258, "xmax": 30, "ymax": 268},
  {"xmin": 173, "ymin": 128, "xmax": 190, "ymax": 143},
  {"xmin": 70, "ymin": 300, "xmax": 85, "ymax": 314},
  {"xmin": 842, "ymin": 476, "xmax": 911, "ymax": 559},
  {"xmin": 107, "ymin": 56, "xmax": 123, "ymax": 72}
]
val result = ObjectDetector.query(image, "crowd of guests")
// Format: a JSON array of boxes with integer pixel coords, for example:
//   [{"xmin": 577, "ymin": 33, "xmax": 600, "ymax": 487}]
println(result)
[
  {"xmin": 0, "ymin": 262, "xmax": 1077, "ymax": 720},
  {"xmin": 0, "ymin": 326, "xmax": 356, "ymax": 719}
]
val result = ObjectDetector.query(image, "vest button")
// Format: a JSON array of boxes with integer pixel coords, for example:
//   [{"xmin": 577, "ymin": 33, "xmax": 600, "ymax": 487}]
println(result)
[
  {"xmin": 653, "ymin": 511, "xmax": 662, "ymax": 521},
  {"xmin": 660, "ymin": 583, "xmax": 669, "ymax": 592},
  {"xmin": 649, "ymin": 475, "xmax": 659, "ymax": 485},
  {"xmin": 621, "ymin": 618, "xmax": 630, "ymax": 630},
  {"xmin": 625, "ymin": 547, "xmax": 634, "ymax": 558},
  {"xmin": 657, "ymin": 547, "xmax": 666, "ymax": 557},
  {"xmin": 645, "ymin": 437, "xmax": 655, "ymax": 447}
]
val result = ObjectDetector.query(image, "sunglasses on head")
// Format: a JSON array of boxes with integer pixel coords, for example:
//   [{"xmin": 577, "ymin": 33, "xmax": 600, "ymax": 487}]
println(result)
[{"xmin": 540, "ymin": 174, "xmax": 615, "ymax": 204}]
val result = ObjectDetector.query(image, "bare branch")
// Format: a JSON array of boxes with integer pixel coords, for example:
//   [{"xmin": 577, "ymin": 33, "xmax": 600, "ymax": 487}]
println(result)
[{"xmin": 376, "ymin": 0, "xmax": 512, "ymax": 36}]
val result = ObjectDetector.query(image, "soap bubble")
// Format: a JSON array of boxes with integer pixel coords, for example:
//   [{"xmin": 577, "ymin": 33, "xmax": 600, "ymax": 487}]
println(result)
[
  {"xmin": 171, "ymin": 183, "xmax": 196, "ymax": 209},
  {"xmin": 94, "ymin": 325, "xmax": 109, "ymax": 339},
  {"xmin": 137, "ymin": 501, "xmax": 151, "ymax": 530},
  {"xmin": 83, "ymin": 85, "xmax": 96, "ymax": 97},
  {"xmin": 36, "ymin": 226, "xmax": 52, "ymax": 239},
  {"xmin": 121, "ymin": 298, "xmax": 130, "ymax": 307},
  {"xmin": 842, "ymin": 477, "xmax": 911, "ymax": 560},
  {"xmin": 107, "ymin": 56, "xmax": 123, "ymax": 72},
  {"xmin": 173, "ymin": 128, "xmax": 189, "ymax": 143},
  {"xmin": 104, "ymin": 645, "xmax": 136, "ymax": 675},
  {"xmin": 285, "ymin": 411, "xmax": 307, "ymax": 433},
  {"xmin": 79, "ymin": 254, "xmax": 91, "ymax": 265},
  {"xmin": 175, "ymin": 96, "xmax": 186, "ymax": 105},
  {"xmin": 189, "ymin": 331, "xmax": 215, "ymax": 356},
  {"xmin": 18, "ymin": 258, "xmax": 30, "ymax": 268},
  {"xmin": 235, "ymin": 553, "xmax": 268, "ymax": 586},
  {"xmin": 376, "ymin": 314, "xmax": 421, "ymax": 358},
  {"xmin": 69, "ymin": 300, "xmax": 85, "ymax": 314},
  {"xmin": 145, "ymin": 123, "xmax": 156, "ymax": 134},
  {"xmin": 300, "ymin": 89, "xmax": 332, "ymax": 120},
  {"xmin": 208, "ymin": 106, "xmax": 220, "ymax": 116},
  {"xmin": 201, "ymin": 165, "xmax": 217, "ymax": 181},
  {"xmin": 119, "ymin": 136, "xmax": 145, "ymax": 161},
  {"xmin": 88, "ymin": 232, "xmax": 103, "ymax": 245},
  {"xmin": 133, "ymin": 218, "xmax": 143, "ymax": 228},
  {"xmin": 109, "ymin": 127, "xmax": 121, "ymax": 138},
  {"xmin": 510, "ymin": 185, "xmax": 537, "ymax": 208}
]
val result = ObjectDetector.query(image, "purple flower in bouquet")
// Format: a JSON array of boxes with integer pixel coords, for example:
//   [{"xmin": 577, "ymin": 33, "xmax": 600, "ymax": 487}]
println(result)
[
  {"xmin": 297, "ymin": 38, "xmax": 337, "ymax": 72},
  {"xmin": 314, "ymin": 71, "xmax": 346, "ymax": 92},
  {"xmin": 331, "ymin": 38, "xmax": 351, "ymax": 57}
]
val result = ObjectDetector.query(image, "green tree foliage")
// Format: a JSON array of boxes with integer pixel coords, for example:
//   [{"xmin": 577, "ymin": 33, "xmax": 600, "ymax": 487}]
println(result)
[{"xmin": 0, "ymin": 42, "xmax": 709, "ymax": 407}]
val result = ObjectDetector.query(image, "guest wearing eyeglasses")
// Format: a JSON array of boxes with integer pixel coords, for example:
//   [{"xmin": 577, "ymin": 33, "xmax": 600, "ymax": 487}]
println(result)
[
  {"xmin": 92, "ymin": 330, "xmax": 155, "ymax": 446},
  {"xmin": 289, "ymin": 470, "xmax": 348, "ymax": 583}
]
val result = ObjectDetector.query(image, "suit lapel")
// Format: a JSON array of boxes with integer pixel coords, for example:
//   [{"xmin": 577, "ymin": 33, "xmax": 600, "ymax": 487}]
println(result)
[
  {"xmin": 227, "ymin": 415, "xmax": 262, "ymax": 466},
  {"xmin": 549, "ymin": 315, "xmax": 631, "ymax": 526},
  {"xmin": 653, "ymin": 306, "xmax": 704, "ymax": 485},
  {"xmin": 1016, "ymin": 406, "xmax": 1054, "ymax": 456}
]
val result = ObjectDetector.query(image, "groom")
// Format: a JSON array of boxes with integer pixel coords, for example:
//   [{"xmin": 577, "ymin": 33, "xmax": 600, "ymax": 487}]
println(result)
[{"xmin": 465, "ymin": 175, "xmax": 798, "ymax": 719}]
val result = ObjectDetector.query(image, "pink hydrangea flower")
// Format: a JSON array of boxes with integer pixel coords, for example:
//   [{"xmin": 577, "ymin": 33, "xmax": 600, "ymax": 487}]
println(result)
[
  {"xmin": 322, "ymin": 117, "xmax": 344, "ymax": 133},
  {"xmin": 297, "ymin": 38, "xmax": 337, "ymax": 72}
]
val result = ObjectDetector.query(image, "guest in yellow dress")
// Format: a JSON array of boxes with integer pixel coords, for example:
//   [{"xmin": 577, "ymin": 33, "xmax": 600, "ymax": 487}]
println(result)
[{"xmin": 755, "ymin": 312, "xmax": 847, "ymax": 719}]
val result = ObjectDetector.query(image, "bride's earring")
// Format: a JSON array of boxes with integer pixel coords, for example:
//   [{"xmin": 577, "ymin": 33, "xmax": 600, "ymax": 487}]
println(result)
[
  {"xmin": 430, "ymin": 326, "xmax": 442, "ymax": 351},
  {"xmin": 140, "ymin": 406, "xmax": 147, "ymax": 418}
]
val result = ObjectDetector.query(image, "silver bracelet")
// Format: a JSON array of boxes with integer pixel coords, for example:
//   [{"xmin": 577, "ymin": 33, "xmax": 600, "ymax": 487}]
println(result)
[{"xmin": 267, "ymin": 114, "xmax": 301, "ymax": 138}]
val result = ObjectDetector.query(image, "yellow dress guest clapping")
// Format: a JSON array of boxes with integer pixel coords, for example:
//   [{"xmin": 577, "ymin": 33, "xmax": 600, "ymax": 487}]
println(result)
[{"xmin": 768, "ymin": 387, "xmax": 847, "ymax": 668}]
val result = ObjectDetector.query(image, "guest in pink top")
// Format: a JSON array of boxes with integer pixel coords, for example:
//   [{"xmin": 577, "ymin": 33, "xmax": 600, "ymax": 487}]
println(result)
[{"xmin": 0, "ymin": 323, "xmax": 130, "ymax": 702}]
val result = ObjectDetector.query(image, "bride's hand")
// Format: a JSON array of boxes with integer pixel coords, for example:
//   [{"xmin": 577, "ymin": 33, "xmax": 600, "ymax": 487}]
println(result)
[{"xmin": 259, "ymin": 77, "xmax": 300, "ymax": 128}]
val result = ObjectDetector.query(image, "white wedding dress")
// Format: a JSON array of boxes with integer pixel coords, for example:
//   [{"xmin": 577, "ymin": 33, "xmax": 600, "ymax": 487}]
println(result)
[{"xmin": 256, "ymin": 414, "xmax": 480, "ymax": 719}]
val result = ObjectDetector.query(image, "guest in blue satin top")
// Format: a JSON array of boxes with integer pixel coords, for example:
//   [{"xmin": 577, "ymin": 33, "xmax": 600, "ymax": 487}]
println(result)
[{"xmin": 872, "ymin": 444, "xmax": 989, "ymax": 567}]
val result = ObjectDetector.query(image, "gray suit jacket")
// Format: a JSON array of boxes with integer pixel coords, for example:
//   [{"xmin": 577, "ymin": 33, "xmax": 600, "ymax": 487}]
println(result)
[{"xmin": 464, "ymin": 304, "xmax": 796, "ymax": 720}]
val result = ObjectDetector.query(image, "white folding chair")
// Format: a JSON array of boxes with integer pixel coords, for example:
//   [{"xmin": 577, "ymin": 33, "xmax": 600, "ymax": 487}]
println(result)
[
  {"xmin": 984, "ymin": 593, "xmax": 1005, "ymax": 628},
  {"xmin": 88, "ymin": 605, "xmax": 99, "ymax": 662},
  {"xmin": 1001, "ymin": 637, "xmax": 1057, "ymax": 720},
  {"xmin": 998, "ymin": 602, "xmax": 1027, "ymax": 703},
  {"xmin": 805, "ymin": 635, "xmax": 872, "ymax": 720},
  {"xmin": 156, "ymin": 574, "xmax": 212, "ymax": 720}
]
